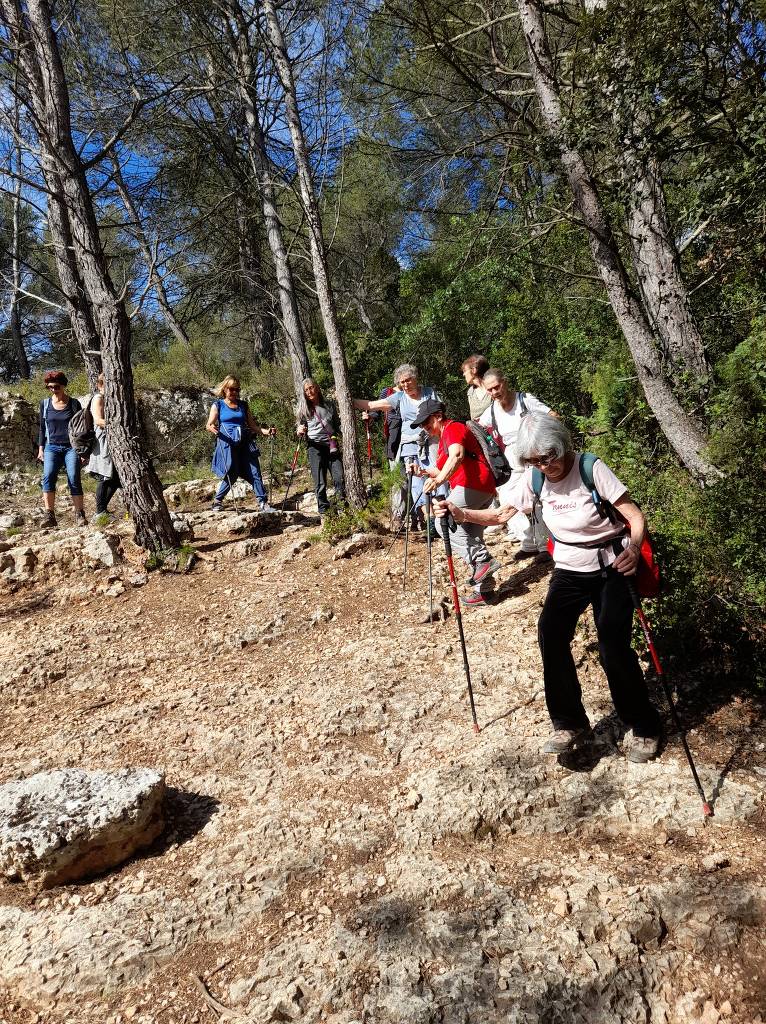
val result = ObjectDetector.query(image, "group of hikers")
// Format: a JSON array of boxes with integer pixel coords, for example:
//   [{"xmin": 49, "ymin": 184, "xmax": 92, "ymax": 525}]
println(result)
[{"xmin": 37, "ymin": 356, "xmax": 662, "ymax": 764}]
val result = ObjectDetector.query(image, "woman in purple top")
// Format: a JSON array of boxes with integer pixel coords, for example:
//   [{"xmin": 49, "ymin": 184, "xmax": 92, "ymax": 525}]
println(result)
[{"xmin": 37, "ymin": 370, "xmax": 86, "ymax": 529}]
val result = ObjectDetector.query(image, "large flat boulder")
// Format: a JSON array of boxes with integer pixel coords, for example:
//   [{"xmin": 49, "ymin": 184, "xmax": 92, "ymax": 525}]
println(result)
[{"xmin": 0, "ymin": 768, "xmax": 165, "ymax": 890}]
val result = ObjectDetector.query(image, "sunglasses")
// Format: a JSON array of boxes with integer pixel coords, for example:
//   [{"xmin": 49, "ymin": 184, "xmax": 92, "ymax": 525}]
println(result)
[
  {"xmin": 46, "ymin": 383, "xmax": 62, "ymax": 390},
  {"xmin": 226, "ymin": 387, "xmax": 241, "ymax": 392},
  {"xmin": 525, "ymin": 452, "xmax": 559, "ymax": 468}
]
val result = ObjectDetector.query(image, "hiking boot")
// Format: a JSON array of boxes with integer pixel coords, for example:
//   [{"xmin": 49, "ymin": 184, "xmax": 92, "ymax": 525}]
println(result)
[
  {"xmin": 211, "ymin": 500, "xmax": 224, "ymax": 512},
  {"xmin": 542, "ymin": 727, "xmax": 591, "ymax": 754},
  {"xmin": 467, "ymin": 558, "xmax": 501, "ymax": 587},
  {"xmin": 41, "ymin": 510, "xmax": 57, "ymax": 529},
  {"xmin": 74, "ymin": 510, "xmax": 87, "ymax": 526},
  {"xmin": 513, "ymin": 548, "xmax": 538, "ymax": 562},
  {"xmin": 462, "ymin": 590, "xmax": 491, "ymax": 608},
  {"xmin": 627, "ymin": 735, "xmax": 660, "ymax": 763},
  {"xmin": 258, "ymin": 501, "xmax": 277, "ymax": 513}
]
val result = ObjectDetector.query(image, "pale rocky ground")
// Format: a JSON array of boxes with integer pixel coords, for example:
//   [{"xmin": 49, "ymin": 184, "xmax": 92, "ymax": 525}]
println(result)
[{"xmin": 0, "ymin": 478, "xmax": 764, "ymax": 1024}]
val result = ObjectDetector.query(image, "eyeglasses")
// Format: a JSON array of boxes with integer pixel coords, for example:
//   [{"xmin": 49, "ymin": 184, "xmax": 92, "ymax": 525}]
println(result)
[
  {"xmin": 46, "ymin": 384, "xmax": 62, "ymax": 390},
  {"xmin": 525, "ymin": 452, "xmax": 559, "ymax": 468},
  {"xmin": 484, "ymin": 382, "xmax": 503, "ymax": 394},
  {"xmin": 398, "ymin": 377, "xmax": 415, "ymax": 385}
]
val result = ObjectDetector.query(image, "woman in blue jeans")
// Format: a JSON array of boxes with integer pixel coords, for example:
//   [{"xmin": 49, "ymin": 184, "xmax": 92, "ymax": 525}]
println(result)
[
  {"xmin": 206, "ymin": 376, "xmax": 277, "ymax": 511},
  {"xmin": 37, "ymin": 370, "xmax": 86, "ymax": 529}
]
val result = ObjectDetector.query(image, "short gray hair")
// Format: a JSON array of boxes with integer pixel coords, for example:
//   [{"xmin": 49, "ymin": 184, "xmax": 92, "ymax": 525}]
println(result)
[
  {"xmin": 394, "ymin": 362, "xmax": 418, "ymax": 385},
  {"xmin": 515, "ymin": 413, "xmax": 573, "ymax": 463},
  {"xmin": 483, "ymin": 367, "xmax": 505, "ymax": 384}
]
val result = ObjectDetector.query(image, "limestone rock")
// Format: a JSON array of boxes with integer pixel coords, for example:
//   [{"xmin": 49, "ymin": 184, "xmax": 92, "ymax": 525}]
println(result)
[
  {"xmin": 0, "ymin": 768, "xmax": 165, "ymax": 890},
  {"xmin": 0, "ymin": 512, "xmax": 24, "ymax": 530},
  {"xmin": 333, "ymin": 533, "xmax": 383, "ymax": 560},
  {"xmin": 311, "ymin": 606, "xmax": 334, "ymax": 627},
  {"xmin": 83, "ymin": 530, "xmax": 122, "ymax": 568}
]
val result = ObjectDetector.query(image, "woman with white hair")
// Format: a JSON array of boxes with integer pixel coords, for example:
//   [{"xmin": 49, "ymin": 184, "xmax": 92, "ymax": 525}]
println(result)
[
  {"xmin": 433, "ymin": 413, "xmax": 661, "ymax": 763},
  {"xmin": 353, "ymin": 363, "xmax": 442, "ymax": 530}
]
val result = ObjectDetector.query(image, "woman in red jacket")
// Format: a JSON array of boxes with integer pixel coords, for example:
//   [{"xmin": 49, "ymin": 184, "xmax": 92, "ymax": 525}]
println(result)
[{"xmin": 412, "ymin": 399, "xmax": 500, "ymax": 607}]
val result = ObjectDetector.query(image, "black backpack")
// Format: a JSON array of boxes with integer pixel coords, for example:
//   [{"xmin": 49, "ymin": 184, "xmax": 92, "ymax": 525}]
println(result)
[{"xmin": 465, "ymin": 420, "xmax": 512, "ymax": 486}]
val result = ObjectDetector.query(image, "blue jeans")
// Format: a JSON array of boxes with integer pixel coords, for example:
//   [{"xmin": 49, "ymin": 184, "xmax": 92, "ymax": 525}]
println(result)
[
  {"xmin": 215, "ymin": 448, "xmax": 266, "ymax": 503},
  {"xmin": 41, "ymin": 444, "xmax": 82, "ymax": 496}
]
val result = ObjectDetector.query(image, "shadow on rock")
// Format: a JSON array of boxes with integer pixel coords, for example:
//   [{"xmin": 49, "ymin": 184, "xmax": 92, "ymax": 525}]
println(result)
[
  {"xmin": 492, "ymin": 559, "xmax": 553, "ymax": 605},
  {"xmin": 146, "ymin": 787, "xmax": 220, "ymax": 858}
]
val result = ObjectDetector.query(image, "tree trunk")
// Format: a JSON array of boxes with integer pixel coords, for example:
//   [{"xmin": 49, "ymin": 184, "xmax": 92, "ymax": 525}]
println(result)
[
  {"xmin": 624, "ymin": 144, "xmax": 709, "ymax": 382},
  {"xmin": 225, "ymin": 4, "xmax": 311, "ymax": 397},
  {"xmin": 10, "ymin": 90, "xmax": 29, "ymax": 379},
  {"xmin": 261, "ymin": 0, "xmax": 366, "ymax": 507},
  {"xmin": 109, "ymin": 153, "xmax": 193, "ymax": 351},
  {"xmin": 586, "ymin": 0, "xmax": 707, "ymax": 379},
  {"xmin": 7, "ymin": 0, "xmax": 179, "ymax": 551},
  {"xmin": 517, "ymin": 0, "xmax": 720, "ymax": 482},
  {"xmin": 234, "ymin": 192, "xmax": 277, "ymax": 363}
]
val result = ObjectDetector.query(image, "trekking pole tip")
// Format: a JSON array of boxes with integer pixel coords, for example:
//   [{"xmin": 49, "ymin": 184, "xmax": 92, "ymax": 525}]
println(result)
[{"xmin": 702, "ymin": 802, "xmax": 713, "ymax": 818}]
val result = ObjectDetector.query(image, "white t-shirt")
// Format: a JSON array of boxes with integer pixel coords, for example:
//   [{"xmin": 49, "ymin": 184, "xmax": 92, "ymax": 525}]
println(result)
[
  {"xmin": 506, "ymin": 455, "xmax": 629, "ymax": 572},
  {"xmin": 479, "ymin": 392, "xmax": 551, "ymax": 470}
]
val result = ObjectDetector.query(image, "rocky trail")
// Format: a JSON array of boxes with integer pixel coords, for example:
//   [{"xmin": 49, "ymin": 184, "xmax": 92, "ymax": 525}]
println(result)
[{"xmin": 0, "ymin": 491, "xmax": 764, "ymax": 1024}]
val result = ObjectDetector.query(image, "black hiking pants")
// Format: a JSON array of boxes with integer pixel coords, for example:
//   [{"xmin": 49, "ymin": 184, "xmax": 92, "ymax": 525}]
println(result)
[
  {"xmin": 307, "ymin": 439, "xmax": 345, "ymax": 515},
  {"xmin": 538, "ymin": 567, "xmax": 661, "ymax": 738}
]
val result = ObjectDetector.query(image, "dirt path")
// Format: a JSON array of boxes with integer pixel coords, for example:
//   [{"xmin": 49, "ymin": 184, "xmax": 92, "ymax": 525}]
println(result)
[{"xmin": 0, "ymin": 511, "xmax": 764, "ymax": 1024}]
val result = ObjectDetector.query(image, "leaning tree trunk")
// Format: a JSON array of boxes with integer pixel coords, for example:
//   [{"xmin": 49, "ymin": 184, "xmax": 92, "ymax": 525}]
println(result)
[
  {"xmin": 517, "ymin": 0, "xmax": 720, "ymax": 482},
  {"xmin": 624, "ymin": 144, "xmax": 709, "ymax": 382},
  {"xmin": 582, "ymin": 0, "xmax": 708, "ymax": 381},
  {"xmin": 225, "ymin": 6, "xmax": 311, "ymax": 397},
  {"xmin": 44, "ymin": 174, "xmax": 102, "ymax": 389},
  {"xmin": 7, "ymin": 0, "xmax": 179, "ymax": 551},
  {"xmin": 261, "ymin": 0, "xmax": 366, "ymax": 507}
]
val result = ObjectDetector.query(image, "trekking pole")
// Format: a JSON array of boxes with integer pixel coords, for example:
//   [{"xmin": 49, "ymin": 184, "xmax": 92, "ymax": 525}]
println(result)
[
  {"xmin": 365, "ymin": 418, "xmax": 373, "ymax": 485},
  {"xmin": 425, "ymin": 492, "xmax": 433, "ymax": 622},
  {"xmin": 224, "ymin": 469, "xmax": 241, "ymax": 515},
  {"xmin": 267, "ymin": 434, "xmax": 276, "ymax": 506},
  {"xmin": 627, "ymin": 579, "xmax": 712, "ymax": 818},
  {"xmin": 403, "ymin": 465, "xmax": 412, "ymax": 592},
  {"xmin": 441, "ymin": 508, "xmax": 480, "ymax": 733},
  {"xmin": 281, "ymin": 440, "xmax": 301, "ymax": 512}
]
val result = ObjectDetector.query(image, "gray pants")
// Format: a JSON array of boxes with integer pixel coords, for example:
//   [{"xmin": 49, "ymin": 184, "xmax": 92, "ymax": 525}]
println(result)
[{"xmin": 435, "ymin": 486, "xmax": 495, "ymax": 590}]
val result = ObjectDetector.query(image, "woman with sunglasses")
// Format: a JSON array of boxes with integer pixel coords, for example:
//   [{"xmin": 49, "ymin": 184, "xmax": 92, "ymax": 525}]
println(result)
[
  {"xmin": 432, "ymin": 413, "xmax": 661, "ymax": 763},
  {"xmin": 37, "ymin": 370, "xmax": 86, "ymax": 528},
  {"xmin": 207, "ymin": 376, "xmax": 277, "ymax": 512}
]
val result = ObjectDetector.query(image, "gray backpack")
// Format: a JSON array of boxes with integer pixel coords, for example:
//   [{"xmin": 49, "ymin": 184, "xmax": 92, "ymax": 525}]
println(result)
[{"xmin": 67, "ymin": 395, "xmax": 97, "ymax": 456}]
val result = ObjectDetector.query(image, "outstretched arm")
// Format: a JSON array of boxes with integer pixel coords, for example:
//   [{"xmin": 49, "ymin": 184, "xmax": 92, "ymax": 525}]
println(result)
[{"xmin": 432, "ymin": 497, "xmax": 518, "ymax": 526}]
